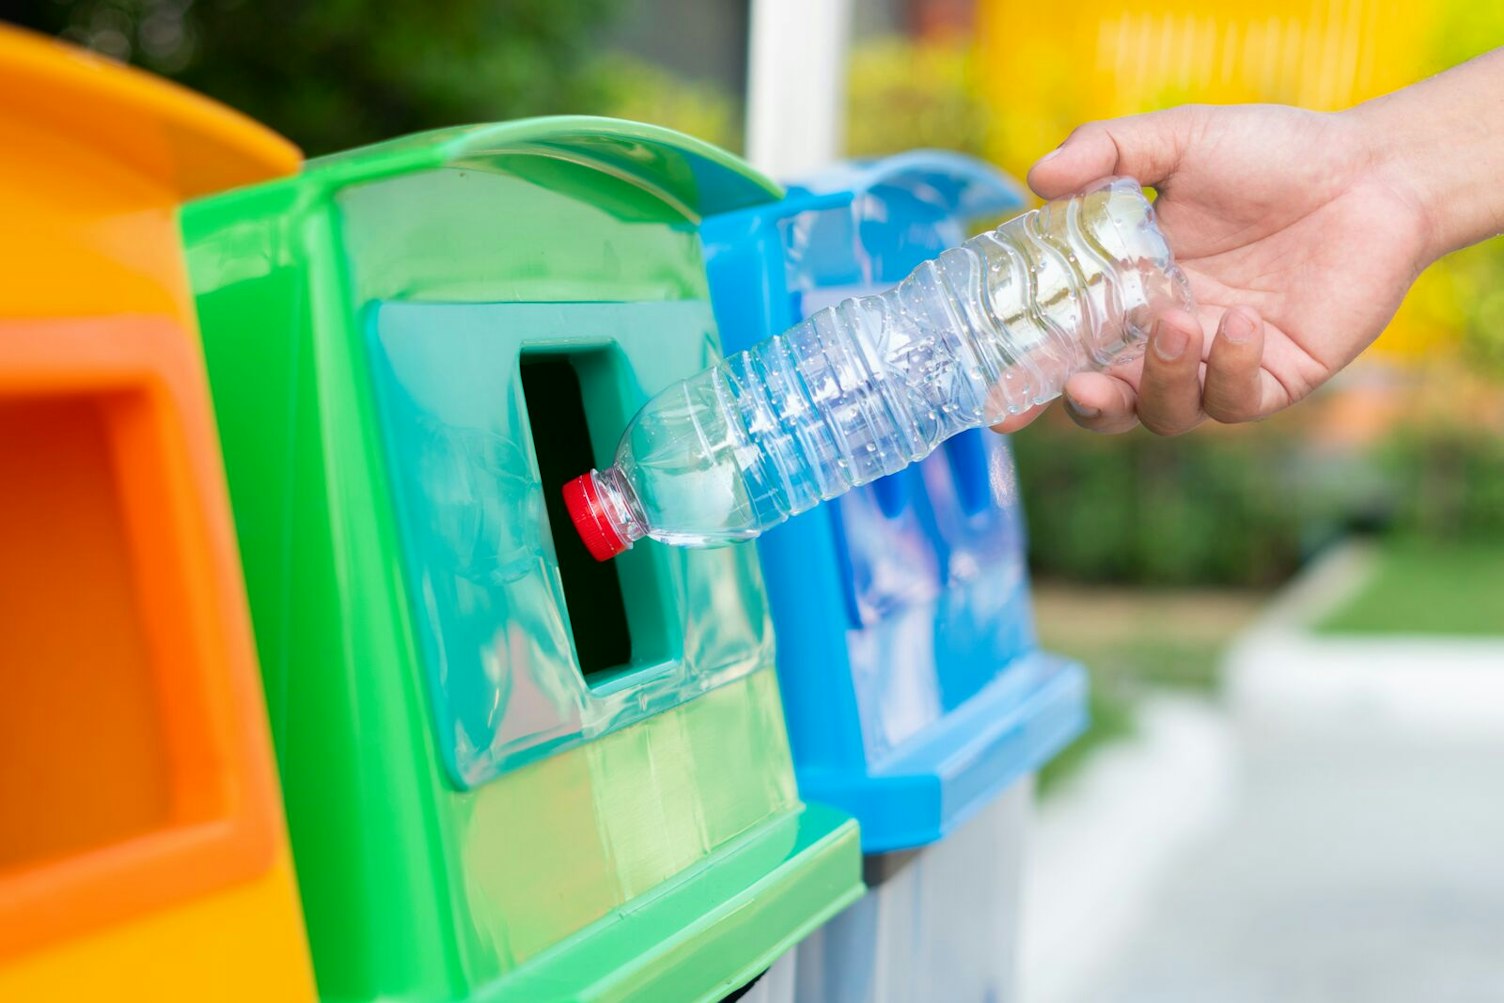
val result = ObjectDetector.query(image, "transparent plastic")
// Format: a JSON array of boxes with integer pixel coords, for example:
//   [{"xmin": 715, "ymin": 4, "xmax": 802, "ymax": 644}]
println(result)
[{"xmin": 569, "ymin": 177, "xmax": 1192, "ymax": 556}]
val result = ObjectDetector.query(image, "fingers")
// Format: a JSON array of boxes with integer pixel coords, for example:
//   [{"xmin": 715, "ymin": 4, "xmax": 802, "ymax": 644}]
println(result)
[
  {"xmin": 1202, "ymin": 307, "xmax": 1272, "ymax": 423},
  {"xmin": 1002, "ymin": 306, "xmax": 1277, "ymax": 439},
  {"xmin": 1062, "ymin": 372, "xmax": 1141, "ymax": 434},
  {"xmin": 993, "ymin": 373, "xmax": 1142, "ymax": 435},
  {"xmin": 990, "ymin": 401, "xmax": 1049, "ymax": 434},
  {"xmin": 1136, "ymin": 310, "xmax": 1206, "ymax": 436},
  {"xmin": 1027, "ymin": 107, "xmax": 1199, "ymax": 198}
]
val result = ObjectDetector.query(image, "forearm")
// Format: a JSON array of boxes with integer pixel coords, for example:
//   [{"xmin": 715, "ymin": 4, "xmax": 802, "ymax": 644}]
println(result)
[{"xmin": 1349, "ymin": 48, "xmax": 1504, "ymax": 264}]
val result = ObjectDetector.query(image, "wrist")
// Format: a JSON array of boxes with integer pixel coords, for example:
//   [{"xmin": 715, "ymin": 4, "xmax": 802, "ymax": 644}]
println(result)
[
  {"xmin": 1342, "ymin": 98, "xmax": 1451, "ymax": 270},
  {"xmin": 1345, "ymin": 49, "xmax": 1504, "ymax": 266}
]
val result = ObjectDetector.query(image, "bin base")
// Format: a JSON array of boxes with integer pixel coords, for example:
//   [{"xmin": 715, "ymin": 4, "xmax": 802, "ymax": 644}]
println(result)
[
  {"xmin": 486, "ymin": 801, "xmax": 862, "ymax": 1003},
  {"xmin": 795, "ymin": 783, "xmax": 1030, "ymax": 1003}
]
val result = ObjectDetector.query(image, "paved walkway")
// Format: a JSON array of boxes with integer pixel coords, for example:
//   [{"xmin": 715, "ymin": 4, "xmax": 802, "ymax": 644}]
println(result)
[{"xmin": 1023, "ymin": 545, "xmax": 1504, "ymax": 1003}]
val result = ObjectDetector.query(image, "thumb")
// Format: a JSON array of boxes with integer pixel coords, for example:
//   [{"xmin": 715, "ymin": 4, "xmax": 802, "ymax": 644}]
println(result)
[{"xmin": 1027, "ymin": 107, "xmax": 1198, "ymax": 198}]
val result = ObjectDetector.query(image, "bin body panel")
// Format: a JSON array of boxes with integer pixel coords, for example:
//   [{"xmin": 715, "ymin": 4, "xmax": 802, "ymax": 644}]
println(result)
[
  {"xmin": 0, "ymin": 25, "xmax": 312, "ymax": 999},
  {"xmin": 183, "ymin": 118, "xmax": 861, "ymax": 1003},
  {"xmin": 0, "ymin": 858, "xmax": 312, "ymax": 1001},
  {"xmin": 701, "ymin": 152, "xmax": 1086, "ymax": 852},
  {"xmin": 794, "ymin": 782, "xmax": 1030, "ymax": 1003}
]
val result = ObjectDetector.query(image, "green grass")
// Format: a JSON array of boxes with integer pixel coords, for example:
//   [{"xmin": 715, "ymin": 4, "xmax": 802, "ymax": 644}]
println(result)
[
  {"xmin": 1034, "ymin": 635, "xmax": 1228, "ymax": 796},
  {"xmin": 1052, "ymin": 636, "xmax": 1232, "ymax": 691},
  {"xmin": 1317, "ymin": 539, "xmax": 1504, "ymax": 636},
  {"xmin": 1031, "ymin": 586, "xmax": 1266, "ymax": 795},
  {"xmin": 1038, "ymin": 688, "xmax": 1134, "ymax": 795}
]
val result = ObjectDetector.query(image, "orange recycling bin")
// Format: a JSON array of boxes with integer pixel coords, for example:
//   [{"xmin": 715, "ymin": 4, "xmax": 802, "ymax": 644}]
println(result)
[{"xmin": 0, "ymin": 25, "xmax": 314, "ymax": 1000}]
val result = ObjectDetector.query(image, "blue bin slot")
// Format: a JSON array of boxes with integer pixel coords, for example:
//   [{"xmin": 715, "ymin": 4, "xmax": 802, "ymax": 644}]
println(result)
[
  {"xmin": 941, "ymin": 429, "xmax": 995, "ymax": 518},
  {"xmin": 829, "ymin": 479, "xmax": 941, "ymax": 630},
  {"xmin": 872, "ymin": 472, "xmax": 911, "ymax": 519}
]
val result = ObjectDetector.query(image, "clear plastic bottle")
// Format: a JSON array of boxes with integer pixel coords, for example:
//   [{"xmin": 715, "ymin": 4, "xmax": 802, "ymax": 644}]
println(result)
[{"xmin": 563, "ymin": 177, "xmax": 1192, "ymax": 560}]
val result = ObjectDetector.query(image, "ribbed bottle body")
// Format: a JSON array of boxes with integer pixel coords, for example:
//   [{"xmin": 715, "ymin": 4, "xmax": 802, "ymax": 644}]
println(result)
[{"xmin": 576, "ymin": 178, "xmax": 1191, "ymax": 553}]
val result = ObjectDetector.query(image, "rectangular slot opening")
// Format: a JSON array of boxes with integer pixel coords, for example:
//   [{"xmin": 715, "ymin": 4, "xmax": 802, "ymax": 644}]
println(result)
[
  {"xmin": 0, "ymin": 396, "xmax": 173, "ymax": 872},
  {"xmin": 520, "ymin": 351, "xmax": 641, "ymax": 681}
]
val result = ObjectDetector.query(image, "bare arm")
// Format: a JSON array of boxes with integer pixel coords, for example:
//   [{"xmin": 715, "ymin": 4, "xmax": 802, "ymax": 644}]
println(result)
[{"xmin": 1357, "ymin": 48, "xmax": 1504, "ymax": 262}]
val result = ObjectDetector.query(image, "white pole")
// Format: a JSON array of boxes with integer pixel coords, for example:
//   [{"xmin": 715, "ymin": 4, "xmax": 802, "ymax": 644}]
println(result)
[{"xmin": 745, "ymin": 0, "xmax": 855, "ymax": 177}]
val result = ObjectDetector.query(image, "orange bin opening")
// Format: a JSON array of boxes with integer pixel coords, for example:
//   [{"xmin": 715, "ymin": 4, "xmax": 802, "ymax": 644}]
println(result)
[
  {"xmin": 0, "ymin": 395, "xmax": 175, "ymax": 872},
  {"xmin": 0, "ymin": 25, "xmax": 312, "ymax": 998},
  {"xmin": 0, "ymin": 317, "xmax": 277, "ymax": 962}
]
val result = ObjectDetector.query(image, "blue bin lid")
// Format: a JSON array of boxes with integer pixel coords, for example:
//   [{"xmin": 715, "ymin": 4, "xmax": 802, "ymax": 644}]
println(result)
[
  {"xmin": 785, "ymin": 148, "xmax": 1026, "ymax": 219},
  {"xmin": 780, "ymin": 149, "xmax": 1026, "ymax": 292}
]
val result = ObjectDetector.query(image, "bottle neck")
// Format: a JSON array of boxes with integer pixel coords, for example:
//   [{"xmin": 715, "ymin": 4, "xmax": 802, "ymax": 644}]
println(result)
[
  {"xmin": 593, "ymin": 467, "xmax": 648, "ymax": 547},
  {"xmin": 563, "ymin": 466, "xmax": 647, "ymax": 561}
]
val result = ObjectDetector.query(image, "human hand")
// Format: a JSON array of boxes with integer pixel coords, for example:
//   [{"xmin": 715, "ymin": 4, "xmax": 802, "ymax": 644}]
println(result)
[{"xmin": 994, "ymin": 103, "xmax": 1432, "ymax": 435}]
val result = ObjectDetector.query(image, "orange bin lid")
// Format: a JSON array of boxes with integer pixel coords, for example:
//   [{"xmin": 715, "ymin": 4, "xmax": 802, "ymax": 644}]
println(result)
[
  {"xmin": 0, "ymin": 23, "xmax": 299, "ymax": 199},
  {"xmin": 0, "ymin": 24, "xmax": 301, "ymax": 319}
]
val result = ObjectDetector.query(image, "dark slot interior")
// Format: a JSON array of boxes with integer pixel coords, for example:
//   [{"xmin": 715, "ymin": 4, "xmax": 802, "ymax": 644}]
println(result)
[{"xmin": 520, "ymin": 355, "xmax": 633, "ymax": 678}]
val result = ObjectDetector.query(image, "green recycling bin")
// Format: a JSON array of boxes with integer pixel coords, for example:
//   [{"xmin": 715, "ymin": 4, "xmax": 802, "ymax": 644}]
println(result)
[{"xmin": 181, "ymin": 117, "xmax": 862, "ymax": 1003}]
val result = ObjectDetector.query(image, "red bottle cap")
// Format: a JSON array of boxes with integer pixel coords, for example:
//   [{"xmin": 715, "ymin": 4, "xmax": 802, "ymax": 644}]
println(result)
[{"xmin": 562, "ymin": 472, "xmax": 629, "ymax": 562}]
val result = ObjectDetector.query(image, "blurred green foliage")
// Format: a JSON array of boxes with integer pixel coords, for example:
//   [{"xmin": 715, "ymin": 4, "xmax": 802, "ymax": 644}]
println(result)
[
  {"xmin": 10, "ymin": 0, "xmax": 618, "ymax": 155},
  {"xmin": 845, "ymin": 38, "xmax": 992, "ymax": 159},
  {"xmin": 1383, "ymin": 418, "xmax": 1504, "ymax": 543},
  {"xmin": 1010, "ymin": 381, "xmax": 1504, "ymax": 588},
  {"xmin": 1428, "ymin": 241, "xmax": 1504, "ymax": 378},
  {"xmin": 1010, "ymin": 413, "xmax": 1316, "ymax": 588},
  {"xmin": 591, "ymin": 53, "xmax": 740, "ymax": 152}
]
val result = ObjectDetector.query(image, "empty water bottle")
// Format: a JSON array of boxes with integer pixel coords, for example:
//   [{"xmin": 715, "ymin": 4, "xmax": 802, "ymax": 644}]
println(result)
[{"xmin": 563, "ymin": 176, "xmax": 1192, "ymax": 561}]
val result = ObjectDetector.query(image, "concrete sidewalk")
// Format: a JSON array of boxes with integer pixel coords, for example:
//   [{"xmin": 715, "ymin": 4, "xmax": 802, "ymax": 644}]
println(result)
[{"xmin": 1022, "ymin": 545, "xmax": 1504, "ymax": 1003}]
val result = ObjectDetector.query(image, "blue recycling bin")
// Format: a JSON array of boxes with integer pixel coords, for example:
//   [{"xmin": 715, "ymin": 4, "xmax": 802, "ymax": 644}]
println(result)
[{"xmin": 702, "ymin": 151, "xmax": 1090, "ymax": 1002}]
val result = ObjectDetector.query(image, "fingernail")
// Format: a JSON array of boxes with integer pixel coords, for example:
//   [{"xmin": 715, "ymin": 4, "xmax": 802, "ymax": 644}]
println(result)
[
  {"xmin": 1036, "ymin": 146, "xmax": 1062, "ymax": 164},
  {"xmin": 1223, "ymin": 309, "xmax": 1256, "ymax": 344},
  {"xmin": 1153, "ymin": 323, "xmax": 1189, "ymax": 362},
  {"xmin": 1065, "ymin": 394, "xmax": 1100, "ymax": 420}
]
